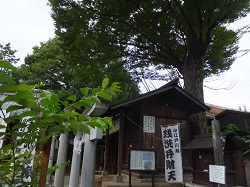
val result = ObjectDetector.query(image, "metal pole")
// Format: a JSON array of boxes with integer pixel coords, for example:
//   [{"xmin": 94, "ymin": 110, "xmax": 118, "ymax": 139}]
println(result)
[
  {"xmin": 69, "ymin": 133, "xmax": 83, "ymax": 187},
  {"xmin": 80, "ymin": 134, "xmax": 97, "ymax": 187},
  {"xmin": 54, "ymin": 132, "xmax": 69, "ymax": 187},
  {"xmin": 46, "ymin": 136, "xmax": 56, "ymax": 185}
]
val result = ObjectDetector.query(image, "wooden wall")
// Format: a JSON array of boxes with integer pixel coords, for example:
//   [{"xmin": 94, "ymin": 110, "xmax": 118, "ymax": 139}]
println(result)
[{"xmin": 121, "ymin": 101, "xmax": 192, "ymax": 176}]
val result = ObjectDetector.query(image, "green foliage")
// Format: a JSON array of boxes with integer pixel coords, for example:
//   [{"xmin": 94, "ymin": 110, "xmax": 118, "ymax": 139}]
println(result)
[
  {"xmin": 16, "ymin": 38, "xmax": 139, "ymax": 101},
  {"xmin": 223, "ymin": 123, "xmax": 240, "ymax": 132},
  {"xmin": 49, "ymin": 0, "xmax": 250, "ymax": 135},
  {"xmin": 0, "ymin": 43, "xmax": 19, "ymax": 64},
  {"xmin": 49, "ymin": 0, "xmax": 250, "ymax": 80},
  {"xmin": 222, "ymin": 123, "xmax": 250, "ymax": 146},
  {"xmin": 47, "ymin": 160, "xmax": 70, "ymax": 175},
  {"xmin": 0, "ymin": 61, "xmax": 121, "ymax": 186}
]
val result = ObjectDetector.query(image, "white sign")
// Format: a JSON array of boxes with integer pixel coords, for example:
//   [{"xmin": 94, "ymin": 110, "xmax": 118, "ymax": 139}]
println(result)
[
  {"xmin": 130, "ymin": 150, "xmax": 155, "ymax": 170},
  {"xmin": 209, "ymin": 165, "xmax": 226, "ymax": 184},
  {"xmin": 161, "ymin": 124, "xmax": 183, "ymax": 183},
  {"xmin": 143, "ymin": 116, "xmax": 155, "ymax": 133}
]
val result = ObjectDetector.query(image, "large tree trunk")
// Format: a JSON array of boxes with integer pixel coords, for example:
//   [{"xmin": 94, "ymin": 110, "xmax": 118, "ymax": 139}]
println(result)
[{"xmin": 181, "ymin": 56, "xmax": 208, "ymax": 135}]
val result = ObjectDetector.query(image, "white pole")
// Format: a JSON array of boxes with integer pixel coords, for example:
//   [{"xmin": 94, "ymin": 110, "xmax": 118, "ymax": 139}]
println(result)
[
  {"xmin": 69, "ymin": 133, "xmax": 84, "ymax": 187},
  {"xmin": 80, "ymin": 134, "xmax": 97, "ymax": 187},
  {"xmin": 54, "ymin": 132, "xmax": 69, "ymax": 187},
  {"xmin": 46, "ymin": 136, "xmax": 56, "ymax": 185}
]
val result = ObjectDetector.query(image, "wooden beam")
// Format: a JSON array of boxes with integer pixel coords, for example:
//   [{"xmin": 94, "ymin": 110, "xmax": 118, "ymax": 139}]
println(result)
[
  {"xmin": 212, "ymin": 120, "xmax": 224, "ymax": 165},
  {"xmin": 38, "ymin": 136, "xmax": 52, "ymax": 187},
  {"xmin": 116, "ymin": 110, "xmax": 124, "ymax": 182},
  {"xmin": 211, "ymin": 120, "xmax": 224, "ymax": 187},
  {"xmin": 103, "ymin": 125, "xmax": 109, "ymax": 175}
]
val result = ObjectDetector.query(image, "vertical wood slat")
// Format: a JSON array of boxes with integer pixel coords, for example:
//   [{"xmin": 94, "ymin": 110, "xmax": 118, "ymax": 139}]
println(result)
[{"xmin": 117, "ymin": 110, "xmax": 124, "ymax": 176}]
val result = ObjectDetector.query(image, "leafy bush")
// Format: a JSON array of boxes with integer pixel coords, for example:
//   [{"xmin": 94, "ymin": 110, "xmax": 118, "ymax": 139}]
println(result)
[{"xmin": 0, "ymin": 60, "xmax": 121, "ymax": 186}]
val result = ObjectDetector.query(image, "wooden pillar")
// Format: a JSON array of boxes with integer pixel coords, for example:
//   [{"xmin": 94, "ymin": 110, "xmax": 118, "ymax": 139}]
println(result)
[
  {"xmin": 38, "ymin": 136, "xmax": 52, "ymax": 187},
  {"xmin": 103, "ymin": 126, "xmax": 109, "ymax": 176},
  {"xmin": 235, "ymin": 150, "xmax": 247, "ymax": 186},
  {"xmin": 115, "ymin": 111, "xmax": 124, "ymax": 182},
  {"xmin": 212, "ymin": 120, "xmax": 224, "ymax": 165},
  {"xmin": 211, "ymin": 120, "xmax": 224, "ymax": 187}
]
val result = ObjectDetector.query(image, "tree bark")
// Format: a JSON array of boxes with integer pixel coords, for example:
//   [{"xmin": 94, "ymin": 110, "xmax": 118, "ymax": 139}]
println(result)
[{"xmin": 181, "ymin": 56, "xmax": 207, "ymax": 135}]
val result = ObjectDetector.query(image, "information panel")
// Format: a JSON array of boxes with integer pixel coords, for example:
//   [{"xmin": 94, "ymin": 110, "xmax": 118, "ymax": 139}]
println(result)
[
  {"xmin": 143, "ymin": 116, "xmax": 155, "ymax": 133},
  {"xmin": 209, "ymin": 165, "xmax": 226, "ymax": 184},
  {"xmin": 130, "ymin": 150, "xmax": 156, "ymax": 171}
]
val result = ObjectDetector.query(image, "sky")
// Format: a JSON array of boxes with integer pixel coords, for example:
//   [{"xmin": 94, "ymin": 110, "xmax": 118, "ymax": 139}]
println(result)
[{"xmin": 0, "ymin": 0, "xmax": 249, "ymax": 111}]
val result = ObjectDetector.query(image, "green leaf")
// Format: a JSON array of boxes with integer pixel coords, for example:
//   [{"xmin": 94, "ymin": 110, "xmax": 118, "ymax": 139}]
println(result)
[
  {"xmin": 0, "ymin": 73, "xmax": 16, "ymax": 84},
  {"xmin": 80, "ymin": 98, "xmax": 93, "ymax": 107},
  {"xmin": 90, "ymin": 96, "xmax": 101, "ymax": 104},
  {"xmin": 0, "ymin": 124, "xmax": 7, "ymax": 129},
  {"xmin": 96, "ymin": 118, "xmax": 107, "ymax": 129},
  {"xmin": 28, "ymin": 123, "xmax": 39, "ymax": 132},
  {"xmin": 102, "ymin": 78, "xmax": 109, "ymax": 89},
  {"xmin": 6, "ymin": 105, "xmax": 23, "ymax": 113},
  {"xmin": 52, "ymin": 115, "xmax": 64, "ymax": 124},
  {"xmin": 0, "ymin": 60, "xmax": 16, "ymax": 71},
  {"xmin": 79, "ymin": 122, "xmax": 90, "ymax": 134},
  {"xmin": 97, "ymin": 90, "xmax": 111, "ymax": 101},
  {"xmin": 110, "ymin": 86, "xmax": 122, "ymax": 92},
  {"xmin": 15, "ymin": 84, "xmax": 34, "ymax": 92},
  {"xmin": 66, "ymin": 95, "xmax": 76, "ymax": 102},
  {"xmin": 111, "ymin": 82, "xmax": 121, "ymax": 87},
  {"xmin": 26, "ymin": 100, "xmax": 39, "ymax": 109},
  {"xmin": 79, "ymin": 115, "xmax": 87, "ymax": 122},
  {"xmin": 4, "ymin": 115, "xmax": 18, "ymax": 124},
  {"xmin": 41, "ymin": 90, "xmax": 52, "ymax": 100},
  {"xmin": 72, "ymin": 102, "xmax": 83, "ymax": 109},
  {"xmin": 92, "ymin": 88, "xmax": 102, "ymax": 95},
  {"xmin": 80, "ymin": 87, "xmax": 89, "ymax": 97},
  {"xmin": 61, "ymin": 101, "xmax": 68, "ymax": 107},
  {"xmin": 87, "ymin": 121, "xmax": 102, "ymax": 129},
  {"xmin": 70, "ymin": 121, "xmax": 80, "ymax": 134},
  {"xmin": 12, "ymin": 123, "xmax": 27, "ymax": 131},
  {"xmin": 19, "ymin": 111, "xmax": 38, "ymax": 118},
  {"xmin": 103, "ymin": 117, "xmax": 114, "ymax": 129},
  {"xmin": 60, "ymin": 111, "xmax": 78, "ymax": 120}
]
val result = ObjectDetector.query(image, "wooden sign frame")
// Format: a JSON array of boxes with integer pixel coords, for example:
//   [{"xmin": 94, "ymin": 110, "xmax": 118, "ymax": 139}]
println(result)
[{"xmin": 128, "ymin": 149, "xmax": 156, "ymax": 187}]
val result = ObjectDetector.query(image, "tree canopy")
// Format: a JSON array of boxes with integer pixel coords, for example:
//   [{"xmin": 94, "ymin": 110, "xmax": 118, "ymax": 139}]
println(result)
[
  {"xmin": 0, "ymin": 43, "xmax": 20, "ymax": 74},
  {"xmin": 49, "ymin": 0, "xmax": 250, "ymax": 134},
  {"xmin": 16, "ymin": 38, "xmax": 140, "ymax": 101},
  {"xmin": 0, "ymin": 43, "xmax": 19, "ymax": 64}
]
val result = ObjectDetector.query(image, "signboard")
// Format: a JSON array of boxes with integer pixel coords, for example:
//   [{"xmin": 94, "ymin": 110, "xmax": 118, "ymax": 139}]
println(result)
[
  {"xmin": 143, "ymin": 115, "xmax": 155, "ymax": 133},
  {"xmin": 161, "ymin": 124, "xmax": 183, "ymax": 183},
  {"xmin": 209, "ymin": 165, "xmax": 226, "ymax": 184},
  {"xmin": 130, "ymin": 149, "xmax": 156, "ymax": 171}
]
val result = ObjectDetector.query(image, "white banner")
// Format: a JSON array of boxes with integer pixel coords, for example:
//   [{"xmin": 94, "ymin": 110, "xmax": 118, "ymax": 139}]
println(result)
[
  {"xmin": 0, "ymin": 118, "xmax": 7, "ymax": 148},
  {"xmin": 17, "ymin": 117, "xmax": 36, "ymax": 182},
  {"xmin": 161, "ymin": 124, "xmax": 183, "ymax": 183}
]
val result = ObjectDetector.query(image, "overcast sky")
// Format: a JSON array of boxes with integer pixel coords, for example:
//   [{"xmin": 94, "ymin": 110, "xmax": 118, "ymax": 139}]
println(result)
[{"xmin": 0, "ymin": 0, "xmax": 250, "ymax": 111}]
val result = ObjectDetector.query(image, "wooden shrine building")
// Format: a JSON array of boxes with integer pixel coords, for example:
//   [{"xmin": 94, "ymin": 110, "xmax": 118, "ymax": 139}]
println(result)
[
  {"xmin": 185, "ymin": 133, "xmax": 247, "ymax": 186},
  {"xmin": 100, "ymin": 79, "xmax": 209, "ymax": 180}
]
